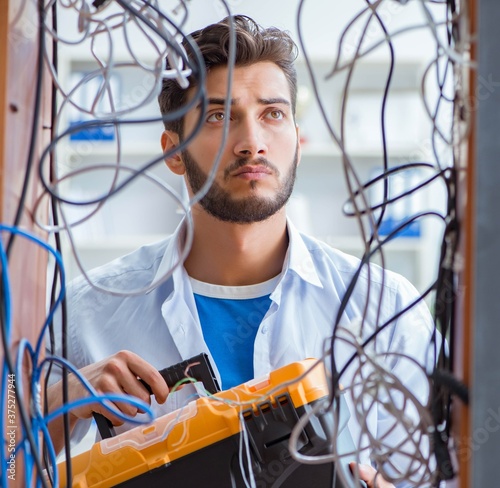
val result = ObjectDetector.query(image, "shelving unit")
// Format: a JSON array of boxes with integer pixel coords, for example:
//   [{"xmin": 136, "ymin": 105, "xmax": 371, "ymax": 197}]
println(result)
[
  {"xmin": 289, "ymin": 57, "xmax": 443, "ymax": 293},
  {"xmin": 57, "ymin": 49, "xmax": 444, "ymax": 294}
]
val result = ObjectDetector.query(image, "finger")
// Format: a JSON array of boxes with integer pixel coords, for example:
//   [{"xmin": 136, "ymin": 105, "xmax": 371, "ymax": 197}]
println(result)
[
  {"xmin": 93, "ymin": 400, "xmax": 131, "ymax": 427},
  {"xmin": 87, "ymin": 363, "xmax": 142, "ymax": 420},
  {"xmin": 137, "ymin": 369, "xmax": 169, "ymax": 404},
  {"xmin": 112, "ymin": 351, "xmax": 170, "ymax": 404},
  {"xmin": 94, "ymin": 375, "xmax": 141, "ymax": 420},
  {"xmin": 72, "ymin": 355, "xmax": 149, "ymax": 422},
  {"xmin": 99, "ymin": 351, "xmax": 152, "ymax": 405},
  {"xmin": 350, "ymin": 462, "xmax": 376, "ymax": 487},
  {"xmin": 349, "ymin": 462, "xmax": 395, "ymax": 488}
]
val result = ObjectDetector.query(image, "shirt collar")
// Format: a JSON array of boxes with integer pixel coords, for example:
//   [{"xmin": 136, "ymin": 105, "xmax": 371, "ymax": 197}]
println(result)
[
  {"xmin": 150, "ymin": 216, "xmax": 323, "ymax": 293},
  {"xmin": 149, "ymin": 218, "xmax": 191, "ymax": 294},
  {"xmin": 283, "ymin": 218, "xmax": 323, "ymax": 288}
]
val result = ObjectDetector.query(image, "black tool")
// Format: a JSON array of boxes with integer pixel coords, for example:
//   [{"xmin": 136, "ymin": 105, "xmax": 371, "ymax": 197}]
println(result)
[
  {"xmin": 139, "ymin": 353, "xmax": 220, "ymax": 395},
  {"xmin": 93, "ymin": 353, "xmax": 220, "ymax": 439}
]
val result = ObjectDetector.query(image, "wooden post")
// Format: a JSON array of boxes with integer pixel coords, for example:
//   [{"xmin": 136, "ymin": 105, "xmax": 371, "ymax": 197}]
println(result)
[
  {"xmin": 452, "ymin": 2, "xmax": 476, "ymax": 486},
  {"xmin": 0, "ymin": 1, "xmax": 51, "ymax": 486}
]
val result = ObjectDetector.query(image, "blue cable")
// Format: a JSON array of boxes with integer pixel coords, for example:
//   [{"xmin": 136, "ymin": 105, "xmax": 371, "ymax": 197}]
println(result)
[
  {"xmin": 36, "ymin": 418, "xmax": 58, "ymax": 488},
  {"xmin": 25, "ymin": 354, "xmax": 154, "ymax": 488},
  {"xmin": 36, "ymin": 356, "xmax": 154, "ymax": 487},
  {"xmin": 0, "ymin": 227, "xmax": 14, "ymax": 488},
  {"xmin": 0, "ymin": 224, "xmax": 156, "ymax": 486},
  {"xmin": 15, "ymin": 338, "xmax": 37, "ymax": 483},
  {"xmin": 36, "ymin": 355, "xmax": 154, "ymax": 425},
  {"xmin": 0, "ymin": 224, "xmax": 64, "ymax": 487},
  {"xmin": 1, "ymin": 366, "xmax": 8, "ymax": 487},
  {"xmin": 0, "ymin": 223, "xmax": 65, "ymax": 361}
]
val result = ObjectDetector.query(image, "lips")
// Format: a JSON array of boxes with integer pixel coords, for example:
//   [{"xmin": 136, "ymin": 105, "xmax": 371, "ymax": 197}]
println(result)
[{"xmin": 232, "ymin": 165, "xmax": 272, "ymax": 177}]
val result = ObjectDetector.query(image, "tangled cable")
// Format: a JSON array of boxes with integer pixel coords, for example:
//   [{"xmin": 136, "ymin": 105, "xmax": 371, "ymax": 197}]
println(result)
[
  {"xmin": 0, "ymin": 0, "xmax": 472, "ymax": 486},
  {"xmin": 293, "ymin": 0, "xmax": 470, "ymax": 485}
]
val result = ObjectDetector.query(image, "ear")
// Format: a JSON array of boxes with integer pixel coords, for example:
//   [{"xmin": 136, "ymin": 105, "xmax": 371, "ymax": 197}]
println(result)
[{"xmin": 161, "ymin": 130, "xmax": 185, "ymax": 175}]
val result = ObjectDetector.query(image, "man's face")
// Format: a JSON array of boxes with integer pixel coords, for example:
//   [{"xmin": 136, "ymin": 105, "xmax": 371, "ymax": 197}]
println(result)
[{"xmin": 178, "ymin": 61, "xmax": 300, "ymax": 224}]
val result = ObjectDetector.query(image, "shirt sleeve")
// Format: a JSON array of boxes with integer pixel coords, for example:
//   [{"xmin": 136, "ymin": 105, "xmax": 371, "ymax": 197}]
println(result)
[{"xmin": 44, "ymin": 279, "xmax": 95, "ymax": 447}]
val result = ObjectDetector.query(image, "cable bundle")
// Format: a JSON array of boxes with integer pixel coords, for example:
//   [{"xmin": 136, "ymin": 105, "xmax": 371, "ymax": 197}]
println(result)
[{"xmin": 1, "ymin": 1, "xmax": 471, "ymax": 486}]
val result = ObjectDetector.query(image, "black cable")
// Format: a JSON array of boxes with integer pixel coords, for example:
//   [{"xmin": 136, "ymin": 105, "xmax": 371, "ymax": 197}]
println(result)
[
  {"xmin": 333, "ymin": 3, "xmax": 396, "ymax": 336},
  {"xmin": 296, "ymin": 1, "xmax": 442, "ymax": 410},
  {"xmin": 303, "ymin": 2, "xmax": 467, "ymax": 485},
  {"xmin": 431, "ymin": 369, "xmax": 468, "ymax": 405},
  {"xmin": 343, "ymin": 163, "xmax": 448, "ymax": 217},
  {"xmin": 332, "ymin": 210, "xmax": 444, "ymax": 374},
  {"xmin": 43, "ymin": 2, "xmax": 73, "ymax": 485},
  {"xmin": 42, "ymin": 1, "xmax": 61, "ymax": 481},
  {"xmin": 361, "ymin": 0, "xmax": 396, "ymax": 242},
  {"xmin": 297, "ymin": 14, "xmax": 466, "ymax": 477},
  {"xmin": 428, "ymin": 168, "xmax": 461, "ymax": 483}
]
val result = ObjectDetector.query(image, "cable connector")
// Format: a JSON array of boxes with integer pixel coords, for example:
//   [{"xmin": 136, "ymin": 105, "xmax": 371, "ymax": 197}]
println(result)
[{"xmin": 31, "ymin": 382, "xmax": 42, "ymax": 418}]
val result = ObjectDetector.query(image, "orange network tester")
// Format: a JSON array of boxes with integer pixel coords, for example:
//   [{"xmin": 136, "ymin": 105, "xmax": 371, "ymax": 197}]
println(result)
[{"xmin": 57, "ymin": 360, "xmax": 360, "ymax": 488}]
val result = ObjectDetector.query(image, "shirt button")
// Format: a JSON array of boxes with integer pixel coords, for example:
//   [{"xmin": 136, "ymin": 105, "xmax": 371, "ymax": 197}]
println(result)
[{"xmin": 261, "ymin": 325, "xmax": 268, "ymax": 334}]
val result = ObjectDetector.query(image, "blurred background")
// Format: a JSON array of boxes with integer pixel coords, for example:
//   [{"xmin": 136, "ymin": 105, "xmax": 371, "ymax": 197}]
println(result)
[{"xmin": 55, "ymin": 0, "xmax": 450, "ymax": 296}]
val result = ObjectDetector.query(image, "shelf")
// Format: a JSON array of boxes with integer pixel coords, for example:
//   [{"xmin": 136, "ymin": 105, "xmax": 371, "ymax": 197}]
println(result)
[
  {"xmin": 323, "ymin": 234, "xmax": 430, "ymax": 292},
  {"xmin": 65, "ymin": 141, "xmax": 343, "ymax": 160},
  {"xmin": 300, "ymin": 143, "xmax": 425, "ymax": 160},
  {"xmin": 61, "ymin": 140, "xmax": 425, "ymax": 162},
  {"xmin": 323, "ymin": 235, "xmax": 424, "ymax": 253},
  {"xmin": 62, "ymin": 141, "xmax": 163, "ymax": 157}
]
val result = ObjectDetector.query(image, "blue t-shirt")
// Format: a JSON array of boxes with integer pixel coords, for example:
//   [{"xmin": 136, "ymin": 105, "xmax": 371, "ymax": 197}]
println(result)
[{"xmin": 191, "ymin": 275, "xmax": 280, "ymax": 390}]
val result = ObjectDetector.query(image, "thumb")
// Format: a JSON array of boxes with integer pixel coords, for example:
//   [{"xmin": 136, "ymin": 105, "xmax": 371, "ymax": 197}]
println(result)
[
  {"xmin": 348, "ymin": 462, "xmax": 376, "ymax": 486},
  {"xmin": 349, "ymin": 462, "xmax": 396, "ymax": 488}
]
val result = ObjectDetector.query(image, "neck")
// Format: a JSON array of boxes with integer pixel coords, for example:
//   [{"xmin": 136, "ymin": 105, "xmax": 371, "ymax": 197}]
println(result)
[{"xmin": 184, "ymin": 207, "xmax": 289, "ymax": 286}]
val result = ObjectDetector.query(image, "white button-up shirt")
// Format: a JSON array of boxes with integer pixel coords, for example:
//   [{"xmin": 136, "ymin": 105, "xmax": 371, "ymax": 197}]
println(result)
[{"xmin": 49, "ymin": 219, "xmax": 436, "ymax": 486}]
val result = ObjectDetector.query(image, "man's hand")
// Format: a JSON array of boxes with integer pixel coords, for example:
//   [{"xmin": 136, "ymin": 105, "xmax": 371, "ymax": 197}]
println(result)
[
  {"xmin": 349, "ymin": 462, "xmax": 396, "ymax": 488},
  {"xmin": 67, "ymin": 350, "xmax": 169, "ymax": 424},
  {"xmin": 47, "ymin": 350, "xmax": 169, "ymax": 453}
]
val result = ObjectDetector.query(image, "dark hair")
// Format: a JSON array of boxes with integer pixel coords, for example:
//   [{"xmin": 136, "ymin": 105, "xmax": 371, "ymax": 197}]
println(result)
[{"xmin": 158, "ymin": 15, "xmax": 298, "ymax": 134}]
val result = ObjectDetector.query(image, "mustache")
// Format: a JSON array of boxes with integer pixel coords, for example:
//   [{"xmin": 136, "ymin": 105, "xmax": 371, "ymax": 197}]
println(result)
[{"xmin": 223, "ymin": 157, "xmax": 279, "ymax": 179}]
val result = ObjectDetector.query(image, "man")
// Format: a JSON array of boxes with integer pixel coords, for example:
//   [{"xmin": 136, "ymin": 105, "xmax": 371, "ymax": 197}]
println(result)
[{"xmin": 48, "ymin": 15, "xmax": 435, "ymax": 488}]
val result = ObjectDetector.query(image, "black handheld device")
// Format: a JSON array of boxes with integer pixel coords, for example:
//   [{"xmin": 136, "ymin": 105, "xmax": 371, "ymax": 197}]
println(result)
[
  {"xmin": 139, "ymin": 353, "xmax": 220, "ymax": 395},
  {"xmin": 93, "ymin": 353, "xmax": 220, "ymax": 439}
]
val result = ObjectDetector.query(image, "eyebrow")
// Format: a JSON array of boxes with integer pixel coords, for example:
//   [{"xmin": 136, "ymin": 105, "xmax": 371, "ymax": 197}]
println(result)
[
  {"xmin": 258, "ymin": 97, "xmax": 291, "ymax": 107},
  {"xmin": 197, "ymin": 97, "xmax": 291, "ymax": 109}
]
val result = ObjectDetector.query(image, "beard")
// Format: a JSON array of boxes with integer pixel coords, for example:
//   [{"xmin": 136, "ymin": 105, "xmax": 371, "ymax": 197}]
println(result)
[{"xmin": 182, "ymin": 147, "xmax": 299, "ymax": 224}]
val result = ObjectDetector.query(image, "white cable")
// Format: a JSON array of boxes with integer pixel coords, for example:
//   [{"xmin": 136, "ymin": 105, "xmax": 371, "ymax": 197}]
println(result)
[{"xmin": 238, "ymin": 412, "xmax": 257, "ymax": 488}]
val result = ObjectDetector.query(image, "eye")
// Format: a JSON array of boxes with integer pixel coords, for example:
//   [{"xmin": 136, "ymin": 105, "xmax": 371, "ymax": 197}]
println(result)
[
  {"xmin": 266, "ymin": 110, "xmax": 284, "ymax": 120},
  {"xmin": 206, "ymin": 112, "xmax": 225, "ymax": 123}
]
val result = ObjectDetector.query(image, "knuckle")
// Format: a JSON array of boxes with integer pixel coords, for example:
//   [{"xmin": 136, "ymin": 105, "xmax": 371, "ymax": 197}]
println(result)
[
  {"xmin": 104, "ymin": 357, "xmax": 122, "ymax": 376},
  {"xmin": 119, "ymin": 350, "xmax": 139, "ymax": 363},
  {"xmin": 96, "ymin": 376, "xmax": 114, "ymax": 392},
  {"xmin": 114, "ymin": 350, "xmax": 132, "ymax": 362}
]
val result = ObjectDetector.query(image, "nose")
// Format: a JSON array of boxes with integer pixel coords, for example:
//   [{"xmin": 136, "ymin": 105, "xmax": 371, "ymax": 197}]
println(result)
[{"xmin": 233, "ymin": 118, "xmax": 268, "ymax": 158}]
